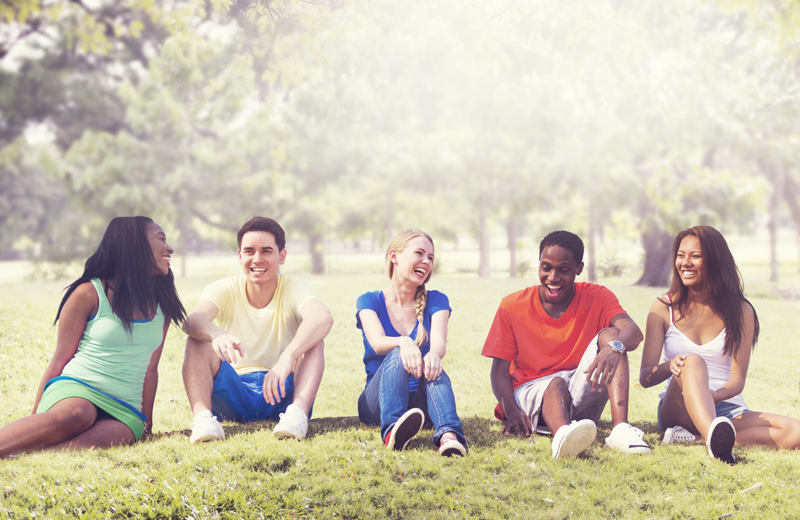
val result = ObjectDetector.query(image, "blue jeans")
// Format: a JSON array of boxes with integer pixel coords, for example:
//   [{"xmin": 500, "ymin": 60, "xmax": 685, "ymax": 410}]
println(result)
[{"xmin": 357, "ymin": 347, "xmax": 466, "ymax": 447}]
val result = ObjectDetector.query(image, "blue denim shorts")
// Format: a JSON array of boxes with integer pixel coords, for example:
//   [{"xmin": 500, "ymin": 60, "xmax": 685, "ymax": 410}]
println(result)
[
  {"xmin": 657, "ymin": 397, "xmax": 750, "ymax": 431},
  {"xmin": 211, "ymin": 361, "xmax": 299, "ymax": 422}
]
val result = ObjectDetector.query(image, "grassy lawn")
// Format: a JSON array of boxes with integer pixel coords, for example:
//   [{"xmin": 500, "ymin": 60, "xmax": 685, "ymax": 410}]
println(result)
[{"xmin": 2, "ymin": 240, "xmax": 800, "ymax": 518}]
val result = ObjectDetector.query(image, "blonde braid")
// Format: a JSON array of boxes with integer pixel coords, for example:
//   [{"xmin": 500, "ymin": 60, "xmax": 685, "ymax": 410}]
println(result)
[{"xmin": 414, "ymin": 284, "xmax": 428, "ymax": 347}]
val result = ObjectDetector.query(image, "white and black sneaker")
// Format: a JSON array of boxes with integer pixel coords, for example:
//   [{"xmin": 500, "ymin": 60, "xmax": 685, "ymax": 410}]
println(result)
[
  {"xmin": 384, "ymin": 408, "xmax": 424, "ymax": 451},
  {"xmin": 707, "ymin": 417, "xmax": 736, "ymax": 464}
]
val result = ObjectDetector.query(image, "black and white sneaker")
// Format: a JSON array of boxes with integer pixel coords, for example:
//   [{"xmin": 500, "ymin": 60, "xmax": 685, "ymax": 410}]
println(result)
[
  {"xmin": 384, "ymin": 408, "xmax": 424, "ymax": 451},
  {"xmin": 707, "ymin": 417, "xmax": 736, "ymax": 464}
]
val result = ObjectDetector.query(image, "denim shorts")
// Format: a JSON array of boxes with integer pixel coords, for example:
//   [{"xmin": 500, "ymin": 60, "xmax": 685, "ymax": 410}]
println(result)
[
  {"xmin": 657, "ymin": 397, "xmax": 750, "ymax": 431},
  {"xmin": 211, "ymin": 361, "xmax": 301, "ymax": 422}
]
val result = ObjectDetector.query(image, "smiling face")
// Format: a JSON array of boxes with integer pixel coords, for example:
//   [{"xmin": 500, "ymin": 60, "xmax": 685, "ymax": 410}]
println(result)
[
  {"xmin": 538, "ymin": 245, "xmax": 583, "ymax": 308},
  {"xmin": 147, "ymin": 223, "xmax": 173, "ymax": 276},
  {"xmin": 389, "ymin": 235, "xmax": 434, "ymax": 286},
  {"xmin": 238, "ymin": 230, "xmax": 286, "ymax": 287},
  {"xmin": 676, "ymin": 234, "xmax": 704, "ymax": 289}
]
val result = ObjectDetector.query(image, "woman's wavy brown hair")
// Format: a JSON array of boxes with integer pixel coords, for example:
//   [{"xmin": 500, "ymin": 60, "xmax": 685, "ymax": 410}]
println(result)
[{"xmin": 669, "ymin": 225, "xmax": 759, "ymax": 359}]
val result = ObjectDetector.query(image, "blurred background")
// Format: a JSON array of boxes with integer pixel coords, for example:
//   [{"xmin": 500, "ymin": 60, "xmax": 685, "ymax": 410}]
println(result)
[{"xmin": 2, "ymin": 0, "xmax": 800, "ymax": 287}]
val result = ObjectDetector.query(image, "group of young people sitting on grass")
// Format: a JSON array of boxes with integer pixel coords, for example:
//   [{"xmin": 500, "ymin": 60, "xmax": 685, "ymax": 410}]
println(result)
[{"xmin": 0, "ymin": 216, "xmax": 798, "ymax": 465}]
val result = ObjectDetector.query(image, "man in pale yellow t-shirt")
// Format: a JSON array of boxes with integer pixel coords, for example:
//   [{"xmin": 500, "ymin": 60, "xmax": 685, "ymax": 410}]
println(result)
[{"xmin": 182, "ymin": 217, "xmax": 334, "ymax": 444}]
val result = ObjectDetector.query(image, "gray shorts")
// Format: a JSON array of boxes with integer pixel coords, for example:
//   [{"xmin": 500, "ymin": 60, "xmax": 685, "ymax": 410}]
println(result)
[{"xmin": 513, "ymin": 333, "xmax": 610, "ymax": 435}]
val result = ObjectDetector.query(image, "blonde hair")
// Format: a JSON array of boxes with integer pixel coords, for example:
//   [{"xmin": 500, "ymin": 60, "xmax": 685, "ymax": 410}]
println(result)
[{"xmin": 386, "ymin": 229, "xmax": 434, "ymax": 347}]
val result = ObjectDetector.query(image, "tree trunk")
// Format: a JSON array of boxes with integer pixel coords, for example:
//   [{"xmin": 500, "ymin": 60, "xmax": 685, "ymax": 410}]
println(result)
[
  {"xmin": 478, "ymin": 199, "xmax": 490, "ymax": 278},
  {"xmin": 507, "ymin": 212, "xmax": 517, "ymax": 278},
  {"xmin": 769, "ymin": 172, "xmax": 784, "ymax": 282},
  {"xmin": 759, "ymin": 162, "xmax": 786, "ymax": 282},
  {"xmin": 386, "ymin": 189, "xmax": 395, "ymax": 243},
  {"xmin": 634, "ymin": 228, "xmax": 673, "ymax": 287},
  {"xmin": 309, "ymin": 232, "xmax": 325, "ymax": 275},
  {"xmin": 179, "ymin": 215, "xmax": 188, "ymax": 278},
  {"xmin": 587, "ymin": 188, "xmax": 597, "ymax": 283},
  {"xmin": 781, "ymin": 176, "xmax": 800, "ymax": 272}
]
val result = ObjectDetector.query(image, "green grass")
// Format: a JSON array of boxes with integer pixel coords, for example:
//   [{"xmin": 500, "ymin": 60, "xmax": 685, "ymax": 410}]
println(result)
[{"xmin": 3, "ymin": 240, "xmax": 800, "ymax": 518}]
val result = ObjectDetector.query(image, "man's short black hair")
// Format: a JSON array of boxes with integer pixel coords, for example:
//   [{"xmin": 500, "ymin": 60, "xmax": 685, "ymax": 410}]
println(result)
[
  {"xmin": 539, "ymin": 230, "xmax": 584, "ymax": 264},
  {"xmin": 237, "ymin": 216, "xmax": 286, "ymax": 250}
]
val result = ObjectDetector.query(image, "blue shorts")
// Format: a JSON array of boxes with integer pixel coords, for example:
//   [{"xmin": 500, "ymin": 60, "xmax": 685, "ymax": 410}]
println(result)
[
  {"xmin": 211, "ymin": 361, "xmax": 300, "ymax": 422},
  {"xmin": 657, "ymin": 397, "xmax": 750, "ymax": 431}
]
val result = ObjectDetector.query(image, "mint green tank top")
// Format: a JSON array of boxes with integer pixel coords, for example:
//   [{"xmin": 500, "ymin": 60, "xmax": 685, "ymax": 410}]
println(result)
[{"xmin": 60, "ymin": 278, "xmax": 165, "ymax": 412}]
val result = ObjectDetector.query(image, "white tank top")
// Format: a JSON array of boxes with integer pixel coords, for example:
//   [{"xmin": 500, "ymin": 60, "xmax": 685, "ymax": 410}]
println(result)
[{"xmin": 660, "ymin": 298, "xmax": 746, "ymax": 408}]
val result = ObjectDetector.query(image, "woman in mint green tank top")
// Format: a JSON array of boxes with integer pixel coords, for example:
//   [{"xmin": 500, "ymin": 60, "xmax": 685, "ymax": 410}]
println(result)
[{"xmin": 0, "ymin": 217, "xmax": 185, "ymax": 458}]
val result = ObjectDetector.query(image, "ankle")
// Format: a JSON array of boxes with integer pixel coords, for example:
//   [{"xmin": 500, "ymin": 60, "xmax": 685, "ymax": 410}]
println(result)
[{"xmin": 194, "ymin": 409, "xmax": 213, "ymax": 420}]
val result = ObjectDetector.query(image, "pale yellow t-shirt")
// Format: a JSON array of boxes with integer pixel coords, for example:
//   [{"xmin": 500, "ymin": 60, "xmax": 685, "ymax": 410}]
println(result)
[{"xmin": 199, "ymin": 273, "xmax": 318, "ymax": 375}]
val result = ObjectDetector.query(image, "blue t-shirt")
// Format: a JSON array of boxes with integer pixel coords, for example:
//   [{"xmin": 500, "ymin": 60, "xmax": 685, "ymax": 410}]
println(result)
[{"xmin": 356, "ymin": 290, "xmax": 451, "ymax": 393}]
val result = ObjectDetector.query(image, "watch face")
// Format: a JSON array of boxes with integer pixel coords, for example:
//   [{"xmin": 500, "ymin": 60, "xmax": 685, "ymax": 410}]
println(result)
[{"xmin": 609, "ymin": 340, "xmax": 624, "ymax": 353}]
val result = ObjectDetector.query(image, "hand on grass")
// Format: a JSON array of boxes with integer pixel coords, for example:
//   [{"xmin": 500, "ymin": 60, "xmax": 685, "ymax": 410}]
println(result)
[{"xmin": 502, "ymin": 408, "xmax": 532, "ymax": 438}]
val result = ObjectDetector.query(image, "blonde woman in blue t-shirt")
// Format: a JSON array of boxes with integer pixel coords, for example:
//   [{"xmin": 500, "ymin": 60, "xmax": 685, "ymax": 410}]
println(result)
[
  {"xmin": 0, "ymin": 216, "xmax": 185, "ymax": 457},
  {"xmin": 356, "ymin": 229, "xmax": 466, "ymax": 456}
]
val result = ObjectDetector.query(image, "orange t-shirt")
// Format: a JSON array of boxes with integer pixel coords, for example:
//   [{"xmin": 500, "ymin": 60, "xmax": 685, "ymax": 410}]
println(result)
[{"xmin": 482, "ymin": 282, "xmax": 626, "ymax": 391}]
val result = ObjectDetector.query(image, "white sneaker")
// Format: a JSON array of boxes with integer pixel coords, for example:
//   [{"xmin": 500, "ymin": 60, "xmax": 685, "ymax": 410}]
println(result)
[
  {"xmin": 604, "ymin": 423, "xmax": 651, "ymax": 454},
  {"xmin": 707, "ymin": 417, "xmax": 736, "ymax": 464},
  {"xmin": 273, "ymin": 404, "xmax": 309, "ymax": 440},
  {"xmin": 662, "ymin": 426, "xmax": 696, "ymax": 445},
  {"xmin": 189, "ymin": 414, "xmax": 225, "ymax": 445},
  {"xmin": 551, "ymin": 419, "xmax": 596, "ymax": 459}
]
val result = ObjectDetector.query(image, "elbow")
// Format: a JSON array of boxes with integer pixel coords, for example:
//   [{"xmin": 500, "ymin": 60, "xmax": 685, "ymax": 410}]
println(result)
[
  {"xmin": 628, "ymin": 329, "xmax": 644, "ymax": 352},
  {"xmin": 638, "ymin": 370, "xmax": 654, "ymax": 388}
]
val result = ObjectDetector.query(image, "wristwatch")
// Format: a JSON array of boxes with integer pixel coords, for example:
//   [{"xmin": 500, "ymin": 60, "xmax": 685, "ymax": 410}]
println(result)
[{"xmin": 606, "ymin": 340, "xmax": 625, "ymax": 354}]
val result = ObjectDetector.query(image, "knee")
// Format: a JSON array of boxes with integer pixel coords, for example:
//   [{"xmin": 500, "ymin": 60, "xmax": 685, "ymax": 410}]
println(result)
[
  {"xmin": 681, "ymin": 354, "xmax": 708, "ymax": 373},
  {"xmin": 780, "ymin": 421, "xmax": 800, "ymax": 450},
  {"xmin": 544, "ymin": 377, "xmax": 569, "ymax": 397},
  {"xmin": 50, "ymin": 402, "xmax": 96, "ymax": 434},
  {"xmin": 184, "ymin": 336, "xmax": 208, "ymax": 355},
  {"xmin": 183, "ymin": 337, "xmax": 218, "ymax": 369}
]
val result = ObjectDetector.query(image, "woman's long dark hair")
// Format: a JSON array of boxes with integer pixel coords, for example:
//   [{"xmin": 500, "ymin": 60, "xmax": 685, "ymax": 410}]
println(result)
[
  {"xmin": 55, "ymin": 216, "xmax": 186, "ymax": 331},
  {"xmin": 669, "ymin": 225, "xmax": 759, "ymax": 359}
]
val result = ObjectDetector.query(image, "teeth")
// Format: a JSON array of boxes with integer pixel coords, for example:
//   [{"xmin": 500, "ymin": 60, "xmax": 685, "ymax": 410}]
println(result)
[
  {"xmin": 252, "ymin": 268, "xmax": 266, "ymax": 273},
  {"xmin": 547, "ymin": 284, "xmax": 560, "ymax": 290}
]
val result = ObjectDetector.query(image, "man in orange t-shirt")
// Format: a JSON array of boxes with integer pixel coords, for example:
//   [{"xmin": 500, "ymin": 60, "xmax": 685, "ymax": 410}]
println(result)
[{"xmin": 482, "ymin": 231, "xmax": 651, "ymax": 458}]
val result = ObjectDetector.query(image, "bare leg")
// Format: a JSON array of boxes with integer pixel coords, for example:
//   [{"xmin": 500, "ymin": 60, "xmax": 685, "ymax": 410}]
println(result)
[
  {"xmin": 732, "ymin": 412, "xmax": 800, "ymax": 449},
  {"xmin": 289, "ymin": 341, "xmax": 325, "ymax": 416},
  {"xmin": 51, "ymin": 418, "xmax": 135, "ymax": 451},
  {"xmin": 660, "ymin": 354, "xmax": 716, "ymax": 439},
  {"xmin": 182, "ymin": 337, "xmax": 222, "ymax": 417},
  {"xmin": 541, "ymin": 377, "xmax": 572, "ymax": 434},
  {"xmin": 597, "ymin": 327, "xmax": 630, "ymax": 427},
  {"xmin": 606, "ymin": 352, "xmax": 630, "ymax": 428},
  {"xmin": 0, "ymin": 398, "xmax": 97, "ymax": 458}
]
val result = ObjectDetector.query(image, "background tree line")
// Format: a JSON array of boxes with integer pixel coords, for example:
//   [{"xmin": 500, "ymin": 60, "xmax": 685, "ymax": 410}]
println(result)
[{"xmin": 1, "ymin": 0, "xmax": 799, "ymax": 285}]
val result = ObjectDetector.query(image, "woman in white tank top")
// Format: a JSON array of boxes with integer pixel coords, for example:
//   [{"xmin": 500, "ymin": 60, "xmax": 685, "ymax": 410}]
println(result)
[{"xmin": 640, "ymin": 226, "xmax": 800, "ymax": 464}]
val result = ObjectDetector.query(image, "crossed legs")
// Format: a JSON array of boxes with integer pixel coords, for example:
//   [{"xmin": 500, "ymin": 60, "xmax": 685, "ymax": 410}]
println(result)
[{"xmin": 182, "ymin": 337, "xmax": 325, "ymax": 418}]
